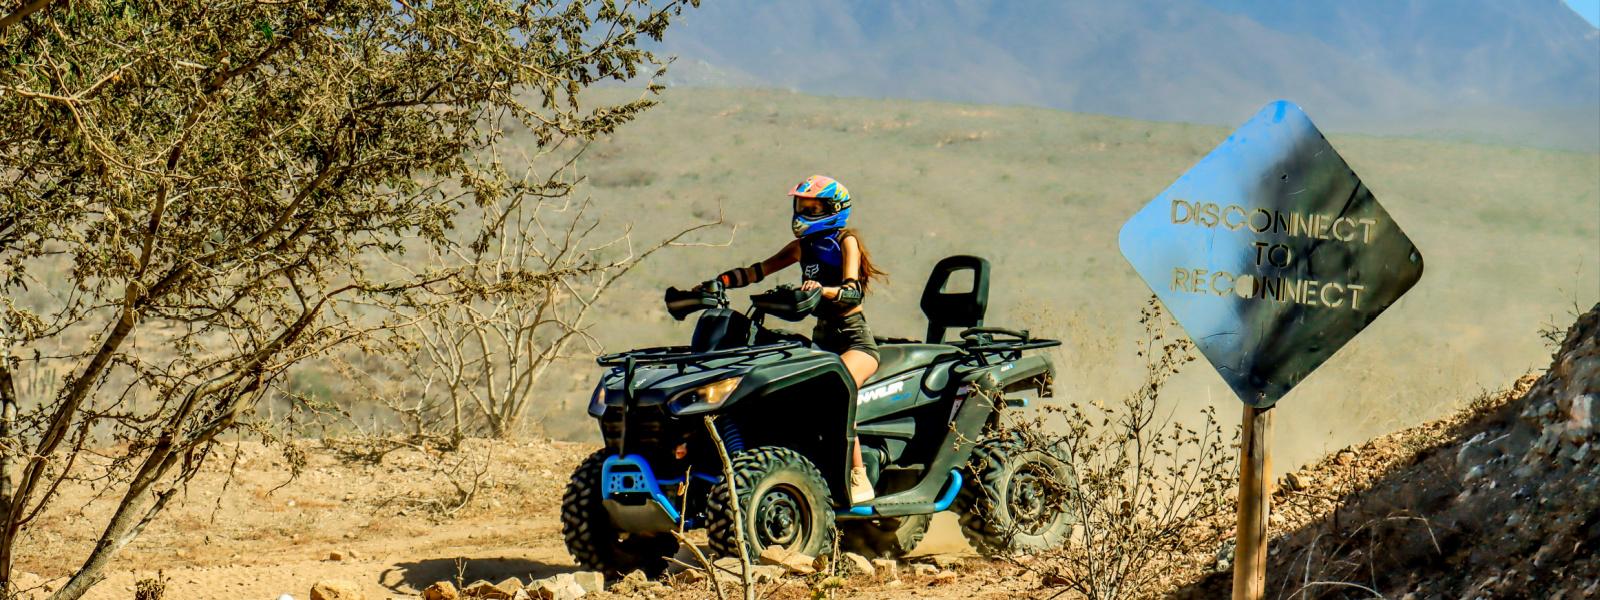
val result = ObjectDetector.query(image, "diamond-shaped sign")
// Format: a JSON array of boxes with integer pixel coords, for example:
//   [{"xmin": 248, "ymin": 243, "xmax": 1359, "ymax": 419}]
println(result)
[{"xmin": 1118, "ymin": 101, "xmax": 1424, "ymax": 408}]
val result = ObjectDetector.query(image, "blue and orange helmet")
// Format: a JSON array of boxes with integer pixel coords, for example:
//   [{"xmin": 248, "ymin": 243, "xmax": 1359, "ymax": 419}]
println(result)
[{"xmin": 789, "ymin": 175, "xmax": 851, "ymax": 237}]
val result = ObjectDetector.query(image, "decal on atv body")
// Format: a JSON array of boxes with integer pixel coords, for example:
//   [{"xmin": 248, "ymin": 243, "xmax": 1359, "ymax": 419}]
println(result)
[{"xmin": 857, "ymin": 375, "xmax": 915, "ymax": 405}]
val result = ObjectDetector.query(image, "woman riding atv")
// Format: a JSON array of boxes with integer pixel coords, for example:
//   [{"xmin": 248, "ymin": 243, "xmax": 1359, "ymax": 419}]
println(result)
[{"xmin": 694, "ymin": 175, "xmax": 888, "ymax": 503}]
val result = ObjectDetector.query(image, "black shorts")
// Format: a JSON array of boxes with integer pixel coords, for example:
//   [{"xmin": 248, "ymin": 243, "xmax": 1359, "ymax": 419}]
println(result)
[{"xmin": 812, "ymin": 312, "xmax": 879, "ymax": 362}]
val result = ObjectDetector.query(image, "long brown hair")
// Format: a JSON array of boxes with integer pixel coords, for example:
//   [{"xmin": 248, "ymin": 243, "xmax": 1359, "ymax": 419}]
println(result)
[{"xmin": 839, "ymin": 228, "xmax": 889, "ymax": 294}]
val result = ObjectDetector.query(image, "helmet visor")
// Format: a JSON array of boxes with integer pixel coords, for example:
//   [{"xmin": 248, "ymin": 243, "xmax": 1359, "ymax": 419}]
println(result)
[{"xmin": 794, "ymin": 196, "xmax": 835, "ymax": 217}]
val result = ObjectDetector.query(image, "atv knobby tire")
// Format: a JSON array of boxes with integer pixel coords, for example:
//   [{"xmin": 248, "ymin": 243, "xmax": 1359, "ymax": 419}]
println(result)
[
  {"xmin": 953, "ymin": 435, "xmax": 1075, "ymax": 554},
  {"xmin": 839, "ymin": 514, "xmax": 931, "ymax": 560},
  {"xmin": 562, "ymin": 450, "xmax": 679, "ymax": 575},
  {"xmin": 707, "ymin": 447, "xmax": 836, "ymax": 560}
]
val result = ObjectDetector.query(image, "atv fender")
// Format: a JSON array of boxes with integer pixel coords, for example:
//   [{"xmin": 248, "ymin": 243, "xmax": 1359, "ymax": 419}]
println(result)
[
  {"xmin": 988, "ymin": 354, "xmax": 1055, "ymax": 399},
  {"xmin": 706, "ymin": 351, "xmax": 861, "ymax": 506}
]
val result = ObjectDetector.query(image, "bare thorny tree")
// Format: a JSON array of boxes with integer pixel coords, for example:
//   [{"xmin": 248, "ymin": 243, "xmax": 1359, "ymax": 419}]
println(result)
[
  {"xmin": 0, "ymin": 0, "xmax": 700, "ymax": 597},
  {"xmin": 353, "ymin": 154, "xmax": 725, "ymax": 442},
  {"xmin": 1001, "ymin": 298, "xmax": 1239, "ymax": 600}
]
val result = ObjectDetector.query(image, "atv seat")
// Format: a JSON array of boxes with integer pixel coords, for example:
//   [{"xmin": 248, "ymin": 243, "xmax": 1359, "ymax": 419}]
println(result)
[
  {"xmin": 865, "ymin": 343, "xmax": 959, "ymax": 385},
  {"xmin": 921, "ymin": 255, "xmax": 990, "ymax": 343}
]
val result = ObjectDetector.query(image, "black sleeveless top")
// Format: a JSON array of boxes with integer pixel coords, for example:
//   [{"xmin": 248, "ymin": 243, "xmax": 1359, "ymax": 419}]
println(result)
[{"xmin": 799, "ymin": 230, "xmax": 857, "ymax": 318}]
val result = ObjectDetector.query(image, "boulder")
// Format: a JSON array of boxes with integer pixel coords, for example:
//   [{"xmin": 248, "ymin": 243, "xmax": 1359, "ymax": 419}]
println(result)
[
  {"xmin": 932, "ymin": 570, "xmax": 958, "ymax": 585},
  {"xmin": 912, "ymin": 564, "xmax": 939, "ymax": 577},
  {"xmin": 309, "ymin": 580, "xmax": 363, "ymax": 600},
  {"xmin": 422, "ymin": 582, "xmax": 460, "ymax": 600},
  {"xmin": 1284, "ymin": 471, "xmax": 1313, "ymax": 491}
]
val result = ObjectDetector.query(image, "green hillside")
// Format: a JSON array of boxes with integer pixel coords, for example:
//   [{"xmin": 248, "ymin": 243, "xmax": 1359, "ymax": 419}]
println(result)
[{"xmin": 524, "ymin": 88, "xmax": 1598, "ymax": 470}]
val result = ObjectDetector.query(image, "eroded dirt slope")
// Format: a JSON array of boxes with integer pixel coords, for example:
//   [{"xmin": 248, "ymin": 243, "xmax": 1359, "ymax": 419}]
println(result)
[{"xmin": 1175, "ymin": 303, "xmax": 1600, "ymax": 599}]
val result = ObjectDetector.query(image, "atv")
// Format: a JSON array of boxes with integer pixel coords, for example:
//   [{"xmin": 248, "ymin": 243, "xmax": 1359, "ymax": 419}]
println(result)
[{"xmin": 561, "ymin": 255, "xmax": 1075, "ymax": 574}]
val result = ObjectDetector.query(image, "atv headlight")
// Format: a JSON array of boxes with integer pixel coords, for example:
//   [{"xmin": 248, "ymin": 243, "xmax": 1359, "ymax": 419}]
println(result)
[{"xmin": 669, "ymin": 377, "xmax": 742, "ymax": 412}]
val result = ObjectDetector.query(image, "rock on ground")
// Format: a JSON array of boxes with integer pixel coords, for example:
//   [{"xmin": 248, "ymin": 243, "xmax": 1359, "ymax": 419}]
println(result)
[
  {"xmin": 758, "ymin": 545, "xmax": 817, "ymax": 574},
  {"xmin": 870, "ymin": 558, "xmax": 898, "ymax": 578},
  {"xmin": 423, "ymin": 582, "xmax": 460, "ymax": 600},
  {"xmin": 840, "ymin": 552, "xmax": 875, "ymax": 576},
  {"xmin": 571, "ymin": 572, "xmax": 604, "ymax": 594},
  {"xmin": 309, "ymin": 580, "xmax": 363, "ymax": 600},
  {"xmin": 463, "ymin": 580, "xmax": 513, "ymax": 600},
  {"xmin": 531, "ymin": 573, "xmax": 588, "ymax": 600}
]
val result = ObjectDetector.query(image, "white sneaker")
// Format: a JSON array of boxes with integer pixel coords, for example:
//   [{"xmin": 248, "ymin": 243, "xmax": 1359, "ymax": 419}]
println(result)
[{"xmin": 849, "ymin": 466, "xmax": 876, "ymax": 503}]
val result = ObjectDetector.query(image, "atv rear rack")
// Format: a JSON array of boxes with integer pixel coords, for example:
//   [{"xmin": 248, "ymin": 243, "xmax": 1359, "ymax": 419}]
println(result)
[{"xmin": 957, "ymin": 327, "xmax": 1062, "ymax": 365}]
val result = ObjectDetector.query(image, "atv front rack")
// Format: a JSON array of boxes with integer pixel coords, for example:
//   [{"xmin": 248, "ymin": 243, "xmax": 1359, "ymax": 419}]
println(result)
[{"xmin": 597, "ymin": 340, "xmax": 804, "ymax": 367}]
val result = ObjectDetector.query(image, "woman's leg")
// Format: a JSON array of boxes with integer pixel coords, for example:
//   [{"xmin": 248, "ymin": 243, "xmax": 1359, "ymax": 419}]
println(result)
[
  {"xmin": 840, "ymin": 349, "xmax": 879, "ymax": 468},
  {"xmin": 840, "ymin": 350, "xmax": 878, "ymax": 388},
  {"xmin": 841, "ymin": 349, "xmax": 880, "ymax": 502}
]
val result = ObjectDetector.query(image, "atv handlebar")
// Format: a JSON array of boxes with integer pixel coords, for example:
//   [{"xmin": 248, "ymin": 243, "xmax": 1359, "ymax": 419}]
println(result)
[
  {"xmin": 665, "ymin": 283, "xmax": 824, "ymax": 323},
  {"xmin": 665, "ymin": 285, "xmax": 729, "ymax": 321}
]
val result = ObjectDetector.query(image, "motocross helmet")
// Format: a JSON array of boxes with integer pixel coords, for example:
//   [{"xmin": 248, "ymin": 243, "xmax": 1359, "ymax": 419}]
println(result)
[{"xmin": 789, "ymin": 175, "xmax": 851, "ymax": 237}]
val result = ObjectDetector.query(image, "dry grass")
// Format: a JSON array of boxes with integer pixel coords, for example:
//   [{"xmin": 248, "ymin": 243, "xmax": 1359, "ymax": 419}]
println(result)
[{"xmin": 522, "ymin": 87, "xmax": 1595, "ymax": 472}]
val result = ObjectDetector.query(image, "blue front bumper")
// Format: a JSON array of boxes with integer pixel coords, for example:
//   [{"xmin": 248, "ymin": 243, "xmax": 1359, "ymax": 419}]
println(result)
[{"xmin": 601, "ymin": 454, "xmax": 719, "ymax": 532}]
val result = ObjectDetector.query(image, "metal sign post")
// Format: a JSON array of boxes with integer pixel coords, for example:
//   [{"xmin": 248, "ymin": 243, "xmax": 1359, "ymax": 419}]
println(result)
[{"xmin": 1117, "ymin": 101, "xmax": 1424, "ymax": 598}]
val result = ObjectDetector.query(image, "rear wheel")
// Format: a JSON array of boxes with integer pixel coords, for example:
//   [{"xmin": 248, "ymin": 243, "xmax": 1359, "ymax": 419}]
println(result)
[
  {"xmin": 953, "ymin": 435, "xmax": 1075, "ymax": 555},
  {"xmin": 707, "ymin": 447, "xmax": 837, "ymax": 560},
  {"xmin": 561, "ymin": 450, "xmax": 679, "ymax": 575},
  {"xmin": 839, "ymin": 514, "xmax": 931, "ymax": 559}
]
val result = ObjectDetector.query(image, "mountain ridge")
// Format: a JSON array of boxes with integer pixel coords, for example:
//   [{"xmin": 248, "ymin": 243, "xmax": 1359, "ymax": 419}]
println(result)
[{"xmin": 645, "ymin": 0, "xmax": 1600, "ymax": 152}]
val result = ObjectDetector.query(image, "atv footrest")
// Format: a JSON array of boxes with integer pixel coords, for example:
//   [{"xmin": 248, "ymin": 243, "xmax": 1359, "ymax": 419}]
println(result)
[{"xmin": 836, "ymin": 469, "xmax": 962, "ymax": 518}]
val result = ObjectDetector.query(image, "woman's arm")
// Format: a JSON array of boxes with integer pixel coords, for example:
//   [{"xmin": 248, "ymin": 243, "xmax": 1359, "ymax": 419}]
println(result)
[
  {"xmin": 759, "ymin": 240, "xmax": 802, "ymax": 276},
  {"xmin": 707, "ymin": 240, "xmax": 800, "ymax": 289}
]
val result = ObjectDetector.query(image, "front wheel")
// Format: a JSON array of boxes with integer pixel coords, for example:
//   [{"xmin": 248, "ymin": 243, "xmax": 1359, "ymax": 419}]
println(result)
[
  {"xmin": 707, "ymin": 447, "xmax": 837, "ymax": 560},
  {"xmin": 561, "ymin": 451, "xmax": 679, "ymax": 575},
  {"xmin": 953, "ymin": 435, "xmax": 1076, "ymax": 555}
]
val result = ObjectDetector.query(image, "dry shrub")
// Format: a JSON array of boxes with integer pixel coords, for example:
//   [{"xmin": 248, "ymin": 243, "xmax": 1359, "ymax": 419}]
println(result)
[{"xmin": 1001, "ymin": 298, "xmax": 1238, "ymax": 600}]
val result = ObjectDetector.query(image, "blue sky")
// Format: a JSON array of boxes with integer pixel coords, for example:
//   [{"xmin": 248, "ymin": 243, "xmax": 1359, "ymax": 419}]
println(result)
[{"xmin": 1568, "ymin": 0, "xmax": 1600, "ymax": 26}]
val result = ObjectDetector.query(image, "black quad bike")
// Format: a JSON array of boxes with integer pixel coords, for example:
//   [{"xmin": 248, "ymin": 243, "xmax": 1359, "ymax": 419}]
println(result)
[{"xmin": 561, "ymin": 256, "xmax": 1076, "ymax": 574}]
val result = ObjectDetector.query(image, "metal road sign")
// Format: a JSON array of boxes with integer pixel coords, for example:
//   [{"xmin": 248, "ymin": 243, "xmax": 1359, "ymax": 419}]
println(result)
[{"xmin": 1118, "ymin": 101, "xmax": 1424, "ymax": 408}]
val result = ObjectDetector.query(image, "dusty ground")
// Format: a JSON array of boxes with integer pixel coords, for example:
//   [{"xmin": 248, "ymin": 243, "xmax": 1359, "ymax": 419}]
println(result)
[
  {"xmin": 13, "ymin": 437, "xmax": 1021, "ymax": 600},
  {"xmin": 16, "ymin": 438, "xmax": 589, "ymax": 599},
  {"xmin": 20, "ymin": 306, "xmax": 1599, "ymax": 600}
]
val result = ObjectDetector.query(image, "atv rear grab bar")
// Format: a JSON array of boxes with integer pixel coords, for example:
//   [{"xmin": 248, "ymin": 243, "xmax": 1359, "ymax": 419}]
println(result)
[
  {"xmin": 960, "ymin": 337, "xmax": 1062, "ymax": 366},
  {"xmin": 958, "ymin": 326, "xmax": 1032, "ymax": 341}
]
